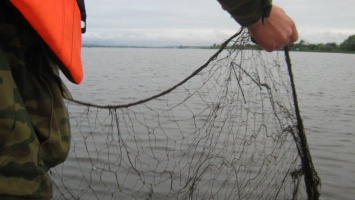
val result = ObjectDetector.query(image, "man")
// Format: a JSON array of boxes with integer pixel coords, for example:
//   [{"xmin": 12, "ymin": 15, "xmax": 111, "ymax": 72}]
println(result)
[{"xmin": 0, "ymin": 0, "xmax": 296, "ymax": 199}]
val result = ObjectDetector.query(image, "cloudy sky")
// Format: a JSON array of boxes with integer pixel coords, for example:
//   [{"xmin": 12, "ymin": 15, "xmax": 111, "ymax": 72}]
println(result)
[{"xmin": 83, "ymin": 0, "xmax": 355, "ymax": 46}]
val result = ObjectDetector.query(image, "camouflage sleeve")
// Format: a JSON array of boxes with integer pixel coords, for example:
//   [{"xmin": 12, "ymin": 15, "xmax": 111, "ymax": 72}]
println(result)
[
  {"xmin": 0, "ymin": 2, "xmax": 71, "ymax": 199},
  {"xmin": 217, "ymin": 0, "xmax": 272, "ymax": 27}
]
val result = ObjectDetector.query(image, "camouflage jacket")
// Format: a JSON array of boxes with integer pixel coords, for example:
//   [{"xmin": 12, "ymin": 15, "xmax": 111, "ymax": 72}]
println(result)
[{"xmin": 217, "ymin": 0, "xmax": 273, "ymax": 27}]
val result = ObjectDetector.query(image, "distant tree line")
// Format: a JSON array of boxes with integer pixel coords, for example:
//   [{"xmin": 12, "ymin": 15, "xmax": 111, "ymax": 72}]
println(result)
[
  {"xmin": 210, "ymin": 34, "xmax": 355, "ymax": 52},
  {"xmin": 339, "ymin": 34, "xmax": 355, "ymax": 51},
  {"xmin": 210, "ymin": 43, "xmax": 262, "ymax": 50},
  {"xmin": 290, "ymin": 34, "xmax": 355, "ymax": 52}
]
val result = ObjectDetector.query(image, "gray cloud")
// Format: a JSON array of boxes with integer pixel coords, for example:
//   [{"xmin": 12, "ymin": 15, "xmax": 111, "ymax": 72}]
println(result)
[{"xmin": 83, "ymin": 0, "xmax": 355, "ymax": 46}]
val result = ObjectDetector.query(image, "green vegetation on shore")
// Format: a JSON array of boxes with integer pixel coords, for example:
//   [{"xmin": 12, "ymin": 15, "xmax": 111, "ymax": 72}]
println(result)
[
  {"xmin": 290, "ymin": 34, "xmax": 355, "ymax": 53},
  {"xmin": 210, "ymin": 34, "xmax": 355, "ymax": 53}
]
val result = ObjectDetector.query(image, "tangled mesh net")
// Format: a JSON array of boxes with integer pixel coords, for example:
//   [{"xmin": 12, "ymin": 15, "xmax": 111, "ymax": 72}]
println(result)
[{"xmin": 51, "ymin": 29, "xmax": 320, "ymax": 200}]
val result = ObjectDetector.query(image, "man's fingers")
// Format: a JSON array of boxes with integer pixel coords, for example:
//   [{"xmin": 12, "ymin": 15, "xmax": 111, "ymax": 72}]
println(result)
[
  {"xmin": 247, "ymin": 4, "xmax": 298, "ymax": 52},
  {"xmin": 290, "ymin": 26, "xmax": 299, "ymax": 43}
]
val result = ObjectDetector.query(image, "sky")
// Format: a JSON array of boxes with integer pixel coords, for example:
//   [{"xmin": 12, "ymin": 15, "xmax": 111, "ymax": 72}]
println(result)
[{"xmin": 83, "ymin": 0, "xmax": 355, "ymax": 47}]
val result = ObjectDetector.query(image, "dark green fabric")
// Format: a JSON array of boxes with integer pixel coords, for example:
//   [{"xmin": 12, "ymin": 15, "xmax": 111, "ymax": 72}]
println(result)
[
  {"xmin": 0, "ymin": 2, "xmax": 71, "ymax": 199},
  {"xmin": 217, "ymin": 0, "xmax": 272, "ymax": 27}
]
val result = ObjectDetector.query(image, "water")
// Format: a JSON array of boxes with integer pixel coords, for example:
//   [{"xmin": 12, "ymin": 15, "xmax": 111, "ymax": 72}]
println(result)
[
  {"xmin": 62, "ymin": 48, "xmax": 355, "ymax": 200},
  {"xmin": 291, "ymin": 52, "xmax": 355, "ymax": 200}
]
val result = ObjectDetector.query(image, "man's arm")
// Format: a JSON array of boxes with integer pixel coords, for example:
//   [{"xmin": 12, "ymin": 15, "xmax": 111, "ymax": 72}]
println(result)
[{"xmin": 217, "ymin": 0, "xmax": 298, "ymax": 52}]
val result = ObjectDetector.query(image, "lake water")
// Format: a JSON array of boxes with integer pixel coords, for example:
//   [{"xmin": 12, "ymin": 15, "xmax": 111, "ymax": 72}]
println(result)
[
  {"xmin": 290, "ymin": 52, "xmax": 355, "ymax": 200},
  {"xmin": 59, "ymin": 48, "xmax": 354, "ymax": 200}
]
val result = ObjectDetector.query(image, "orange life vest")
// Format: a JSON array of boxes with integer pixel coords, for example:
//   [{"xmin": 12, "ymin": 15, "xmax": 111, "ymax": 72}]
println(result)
[{"xmin": 9, "ymin": 0, "xmax": 85, "ymax": 84}]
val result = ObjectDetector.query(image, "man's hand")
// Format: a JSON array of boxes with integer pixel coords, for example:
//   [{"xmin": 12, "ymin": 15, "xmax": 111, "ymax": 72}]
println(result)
[{"xmin": 247, "ymin": 5, "xmax": 298, "ymax": 52}]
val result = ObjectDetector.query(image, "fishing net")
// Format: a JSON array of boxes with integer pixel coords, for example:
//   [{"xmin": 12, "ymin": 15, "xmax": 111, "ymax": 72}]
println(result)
[{"xmin": 51, "ymin": 29, "xmax": 320, "ymax": 200}]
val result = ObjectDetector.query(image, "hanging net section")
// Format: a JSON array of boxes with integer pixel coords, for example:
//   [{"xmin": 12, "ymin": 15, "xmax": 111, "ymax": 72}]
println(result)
[{"xmin": 51, "ymin": 29, "xmax": 320, "ymax": 200}]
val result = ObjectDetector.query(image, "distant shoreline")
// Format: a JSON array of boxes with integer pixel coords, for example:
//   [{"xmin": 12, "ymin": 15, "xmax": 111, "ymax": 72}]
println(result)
[
  {"xmin": 82, "ymin": 44, "xmax": 355, "ymax": 54},
  {"xmin": 82, "ymin": 44, "xmax": 212, "ymax": 49}
]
